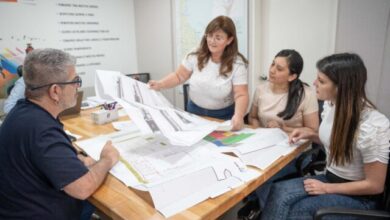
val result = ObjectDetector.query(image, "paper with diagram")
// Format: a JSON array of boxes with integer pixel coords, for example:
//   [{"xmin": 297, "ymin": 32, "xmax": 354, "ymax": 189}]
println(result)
[
  {"xmin": 75, "ymin": 131, "xmax": 260, "ymax": 217},
  {"xmin": 206, "ymin": 128, "xmax": 304, "ymax": 170},
  {"xmin": 95, "ymin": 71, "xmax": 219, "ymax": 146}
]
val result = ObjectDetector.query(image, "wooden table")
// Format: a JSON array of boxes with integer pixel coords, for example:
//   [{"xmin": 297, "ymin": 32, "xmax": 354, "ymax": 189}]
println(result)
[{"xmin": 61, "ymin": 108, "xmax": 310, "ymax": 220}]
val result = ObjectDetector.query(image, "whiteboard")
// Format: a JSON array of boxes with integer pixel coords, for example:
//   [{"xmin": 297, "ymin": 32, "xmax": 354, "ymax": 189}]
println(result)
[{"xmin": 0, "ymin": 0, "xmax": 138, "ymax": 88}]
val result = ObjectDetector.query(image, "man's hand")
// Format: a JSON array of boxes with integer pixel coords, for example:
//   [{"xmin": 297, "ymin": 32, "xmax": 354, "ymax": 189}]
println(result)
[
  {"xmin": 77, "ymin": 154, "xmax": 96, "ymax": 167},
  {"xmin": 100, "ymin": 141, "xmax": 119, "ymax": 168}
]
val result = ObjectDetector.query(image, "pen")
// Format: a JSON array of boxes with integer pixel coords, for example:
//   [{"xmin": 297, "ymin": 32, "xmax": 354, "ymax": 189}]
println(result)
[{"xmin": 103, "ymin": 101, "xmax": 117, "ymax": 110}]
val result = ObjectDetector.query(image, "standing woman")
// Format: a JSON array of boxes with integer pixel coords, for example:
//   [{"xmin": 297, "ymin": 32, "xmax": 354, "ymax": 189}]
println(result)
[
  {"xmin": 248, "ymin": 49, "xmax": 319, "ymax": 133},
  {"xmin": 149, "ymin": 16, "xmax": 249, "ymax": 130},
  {"xmin": 261, "ymin": 53, "xmax": 390, "ymax": 220}
]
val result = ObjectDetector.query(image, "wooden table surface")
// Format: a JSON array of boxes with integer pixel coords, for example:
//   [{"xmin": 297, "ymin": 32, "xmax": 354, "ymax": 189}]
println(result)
[{"xmin": 61, "ymin": 108, "xmax": 309, "ymax": 220}]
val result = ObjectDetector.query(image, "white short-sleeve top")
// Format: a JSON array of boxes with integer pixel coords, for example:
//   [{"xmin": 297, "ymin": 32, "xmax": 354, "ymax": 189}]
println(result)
[
  {"xmin": 319, "ymin": 101, "xmax": 390, "ymax": 180},
  {"xmin": 182, "ymin": 53, "xmax": 248, "ymax": 110}
]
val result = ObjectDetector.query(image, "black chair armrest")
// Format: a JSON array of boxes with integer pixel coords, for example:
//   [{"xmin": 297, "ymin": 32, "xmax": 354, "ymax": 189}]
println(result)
[
  {"xmin": 295, "ymin": 146, "xmax": 326, "ymax": 176},
  {"xmin": 314, "ymin": 207, "xmax": 390, "ymax": 220}
]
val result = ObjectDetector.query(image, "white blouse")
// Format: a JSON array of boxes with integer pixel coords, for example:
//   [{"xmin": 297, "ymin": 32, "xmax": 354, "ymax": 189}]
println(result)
[
  {"xmin": 182, "ymin": 53, "xmax": 248, "ymax": 110},
  {"xmin": 319, "ymin": 101, "xmax": 390, "ymax": 180}
]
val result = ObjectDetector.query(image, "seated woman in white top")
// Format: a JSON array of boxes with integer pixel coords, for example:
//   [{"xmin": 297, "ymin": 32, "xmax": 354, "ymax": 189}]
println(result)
[
  {"xmin": 248, "ymin": 49, "xmax": 319, "ymax": 133},
  {"xmin": 260, "ymin": 53, "xmax": 390, "ymax": 220},
  {"xmin": 149, "ymin": 16, "xmax": 249, "ymax": 131}
]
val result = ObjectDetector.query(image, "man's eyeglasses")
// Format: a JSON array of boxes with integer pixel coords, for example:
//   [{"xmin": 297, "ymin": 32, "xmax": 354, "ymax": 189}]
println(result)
[{"xmin": 29, "ymin": 76, "xmax": 82, "ymax": 91}]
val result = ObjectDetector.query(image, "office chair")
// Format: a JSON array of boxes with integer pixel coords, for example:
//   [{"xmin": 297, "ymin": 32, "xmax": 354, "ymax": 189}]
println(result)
[
  {"xmin": 314, "ymin": 151, "xmax": 390, "ymax": 220},
  {"xmin": 126, "ymin": 73, "xmax": 150, "ymax": 83},
  {"xmin": 6, "ymin": 65, "xmax": 23, "ymax": 96},
  {"xmin": 183, "ymin": 84, "xmax": 189, "ymax": 111},
  {"xmin": 295, "ymin": 100, "xmax": 326, "ymax": 176},
  {"xmin": 17, "ymin": 65, "xmax": 23, "ymax": 77},
  {"xmin": 7, "ymin": 84, "xmax": 15, "ymax": 96}
]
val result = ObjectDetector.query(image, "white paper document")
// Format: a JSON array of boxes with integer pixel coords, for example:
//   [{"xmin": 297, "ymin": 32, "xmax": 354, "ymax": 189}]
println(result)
[
  {"xmin": 207, "ymin": 128, "xmax": 304, "ymax": 170},
  {"xmin": 95, "ymin": 70, "xmax": 219, "ymax": 146},
  {"xmin": 119, "ymin": 75, "xmax": 173, "ymax": 108},
  {"xmin": 116, "ymin": 96, "xmax": 219, "ymax": 146},
  {"xmin": 236, "ymin": 145, "xmax": 293, "ymax": 170},
  {"xmin": 75, "ymin": 131, "xmax": 260, "ymax": 217},
  {"xmin": 112, "ymin": 120, "xmax": 139, "ymax": 133},
  {"xmin": 235, "ymin": 128, "xmax": 290, "ymax": 154}
]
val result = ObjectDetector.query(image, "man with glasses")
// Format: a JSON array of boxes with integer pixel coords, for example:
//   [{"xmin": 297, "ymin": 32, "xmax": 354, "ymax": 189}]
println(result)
[{"xmin": 0, "ymin": 48, "xmax": 119, "ymax": 219}]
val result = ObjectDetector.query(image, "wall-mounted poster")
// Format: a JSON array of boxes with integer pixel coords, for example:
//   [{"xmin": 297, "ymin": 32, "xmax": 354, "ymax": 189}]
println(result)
[{"xmin": 0, "ymin": 0, "xmax": 138, "ymax": 95}]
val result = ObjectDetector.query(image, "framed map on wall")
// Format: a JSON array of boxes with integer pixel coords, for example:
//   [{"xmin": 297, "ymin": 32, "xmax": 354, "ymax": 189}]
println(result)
[{"xmin": 173, "ymin": 0, "xmax": 248, "ymax": 66}]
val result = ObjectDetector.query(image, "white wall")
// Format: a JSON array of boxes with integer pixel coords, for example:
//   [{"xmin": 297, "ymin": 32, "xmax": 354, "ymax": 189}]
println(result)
[
  {"xmin": 259, "ymin": 0, "xmax": 338, "ymax": 86},
  {"xmin": 133, "ymin": 0, "xmax": 176, "ymax": 104},
  {"xmin": 248, "ymin": 0, "xmax": 263, "ymax": 104},
  {"xmin": 335, "ymin": 0, "xmax": 390, "ymax": 117},
  {"xmin": 377, "ymin": 13, "xmax": 390, "ymax": 118}
]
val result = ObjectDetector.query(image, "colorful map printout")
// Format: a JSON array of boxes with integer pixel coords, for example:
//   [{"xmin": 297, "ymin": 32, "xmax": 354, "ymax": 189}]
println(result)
[{"xmin": 204, "ymin": 130, "xmax": 254, "ymax": 147}]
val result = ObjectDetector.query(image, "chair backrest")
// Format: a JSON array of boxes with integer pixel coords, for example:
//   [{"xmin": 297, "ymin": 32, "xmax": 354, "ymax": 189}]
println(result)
[
  {"xmin": 126, "ymin": 73, "xmax": 150, "ymax": 83},
  {"xmin": 318, "ymin": 100, "xmax": 324, "ymax": 123},
  {"xmin": 7, "ymin": 84, "xmax": 15, "ymax": 96},
  {"xmin": 291, "ymin": 99, "xmax": 326, "ymax": 178},
  {"xmin": 183, "ymin": 84, "xmax": 189, "ymax": 111},
  {"xmin": 17, "ymin": 65, "xmax": 23, "ymax": 77},
  {"xmin": 58, "ymin": 91, "xmax": 84, "ymax": 117},
  {"xmin": 380, "ymin": 150, "xmax": 390, "ymax": 211}
]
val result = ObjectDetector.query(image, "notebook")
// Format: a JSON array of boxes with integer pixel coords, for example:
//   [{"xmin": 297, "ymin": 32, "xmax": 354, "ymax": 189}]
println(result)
[{"xmin": 59, "ymin": 91, "xmax": 84, "ymax": 117}]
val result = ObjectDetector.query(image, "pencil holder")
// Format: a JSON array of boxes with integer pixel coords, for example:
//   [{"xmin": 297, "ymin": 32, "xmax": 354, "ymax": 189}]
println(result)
[{"xmin": 91, "ymin": 109, "xmax": 119, "ymax": 125}]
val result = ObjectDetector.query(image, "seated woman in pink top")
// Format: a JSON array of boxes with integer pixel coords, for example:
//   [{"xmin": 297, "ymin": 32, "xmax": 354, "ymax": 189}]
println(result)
[
  {"xmin": 248, "ymin": 49, "xmax": 319, "ymax": 133},
  {"xmin": 238, "ymin": 50, "xmax": 320, "ymax": 218}
]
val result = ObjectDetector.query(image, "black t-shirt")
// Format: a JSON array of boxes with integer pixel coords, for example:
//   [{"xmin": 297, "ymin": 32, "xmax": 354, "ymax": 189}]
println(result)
[{"xmin": 0, "ymin": 99, "xmax": 89, "ymax": 219}]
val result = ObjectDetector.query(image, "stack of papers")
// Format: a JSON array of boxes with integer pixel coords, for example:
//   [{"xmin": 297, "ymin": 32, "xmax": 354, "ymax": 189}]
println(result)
[
  {"xmin": 76, "ymin": 131, "xmax": 260, "ymax": 217},
  {"xmin": 95, "ymin": 70, "xmax": 219, "ymax": 146},
  {"xmin": 207, "ymin": 128, "xmax": 305, "ymax": 169}
]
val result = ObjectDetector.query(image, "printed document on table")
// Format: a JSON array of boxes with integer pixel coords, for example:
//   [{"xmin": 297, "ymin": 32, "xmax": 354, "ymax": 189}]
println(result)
[
  {"xmin": 235, "ymin": 144, "xmax": 294, "ymax": 170},
  {"xmin": 211, "ymin": 128, "xmax": 292, "ymax": 154},
  {"xmin": 235, "ymin": 138, "xmax": 306, "ymax": 170},
  {"xmin": 206, "ymin": 127, "xmax": 306, "ymax": 170},
  {"xmin": 75, "ymin": 131, "xmax": 260, "ymax": 217},
  {"xmin": 116, "ymin": 98, "xmax": 219, "ymax": 146},
  {"xmin": 235, "ymin": 128, "xmax": 290, "ymax": 154}
]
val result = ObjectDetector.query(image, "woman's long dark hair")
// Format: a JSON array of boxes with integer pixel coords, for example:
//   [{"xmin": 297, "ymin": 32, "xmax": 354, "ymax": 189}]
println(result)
[
  {"xmin": 317, "ymin": 53, "xmax": 375, "ymax": 166},
  {"xmin": 276, "ymin": 49, "xmax": 306, "ymax": 120}
]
